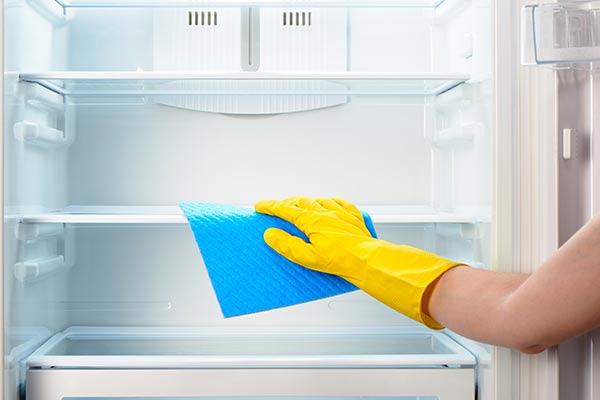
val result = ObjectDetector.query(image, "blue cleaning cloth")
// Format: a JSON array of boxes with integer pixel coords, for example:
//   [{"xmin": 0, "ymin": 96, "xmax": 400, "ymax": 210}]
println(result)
[{"xmin": 180, "ymin": 203, "xmax": 378, "ymax": 317}]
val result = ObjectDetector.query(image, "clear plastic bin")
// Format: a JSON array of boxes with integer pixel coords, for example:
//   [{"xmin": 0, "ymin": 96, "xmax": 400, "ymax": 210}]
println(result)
[
  {"xmin": 26, "ymin": 327, "xmax": 476, "ymax": 400},
  {"xmin": 522, "ymin": 1, "xmax": 600, "ymax": 68}
]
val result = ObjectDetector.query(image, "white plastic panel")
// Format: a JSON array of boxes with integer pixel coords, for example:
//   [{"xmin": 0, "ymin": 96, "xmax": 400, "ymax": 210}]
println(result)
[
  {"xmin": 153, "ymin": 9, "xmax": 241, "ymax": 73},
  {"xmin": 152, "ymin": 7, "xmax": 348, "ymax": 113},
  {"xmin": 59, "ymin": 99, "xmax": 430, "ymax": 206},
  {"xmin": 260, "ymin": 8, "xmax": 347, "ymax": 73},
  {"xmin": 154, "ymin": 8, "xmax": 256, "ymax": 113},
  {"xmin": 7, "ymin": 1, "xmax": 481, "ymax": 76},
  {"xmin": 3, "ymin": 0, "xmax": 67, "ymax": 72},
  {"xmin": 27, "ymin": 369, "xmax": 474, "ymax": 400}
]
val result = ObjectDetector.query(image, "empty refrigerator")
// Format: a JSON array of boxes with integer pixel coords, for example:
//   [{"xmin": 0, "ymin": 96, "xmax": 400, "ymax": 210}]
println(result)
[{"xmin": 3, "ymin": 0, "xmax": 599, "ymax": 399}]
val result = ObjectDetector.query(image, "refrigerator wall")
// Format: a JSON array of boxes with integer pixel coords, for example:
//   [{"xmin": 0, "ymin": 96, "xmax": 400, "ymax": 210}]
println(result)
[{"xmin": 4, "ymin": 2, "xmax": 492, "ymax": 322}]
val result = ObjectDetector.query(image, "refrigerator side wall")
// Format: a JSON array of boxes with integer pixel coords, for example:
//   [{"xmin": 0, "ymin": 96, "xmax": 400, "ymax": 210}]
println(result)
[
  {"xmin": 498, "ymin": 1, "xmax": 560, "ymax": 399},
  {"xmin": 3, "ymin": 2, "xmax": 69, "ymax": 399},
  {"xmin": 1, "ymin": 0, "xmax": 5, "ymax": 396},
  {"xmin": 516, "ymin": 39, "xmax": 561, "ymax": 400},
  {"xmin": 493, "ymin": 0, "xmax": 521, "ymax": 399},
  {"xmin": 515, "ymin": 36, "xmax": 560, "ymax": 400}
]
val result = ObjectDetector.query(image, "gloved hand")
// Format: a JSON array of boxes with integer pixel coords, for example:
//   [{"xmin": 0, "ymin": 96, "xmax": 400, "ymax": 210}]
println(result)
[{"xmin": 255, "ymin": 196, "xmax": 465, "ymax": 329}]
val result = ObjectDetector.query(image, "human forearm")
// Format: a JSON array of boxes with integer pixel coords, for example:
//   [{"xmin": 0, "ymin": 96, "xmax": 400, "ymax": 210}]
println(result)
[
  {"xmin": 499, "ymin": 216, "xmax": 600, "ymax": 352},
  {"xmin": 426, "ymin": 266, "xmax": 536, "ymax": 351},
  {"xmin": 428, "ymin": 216, "xmax": 600, "ymax": 353}
]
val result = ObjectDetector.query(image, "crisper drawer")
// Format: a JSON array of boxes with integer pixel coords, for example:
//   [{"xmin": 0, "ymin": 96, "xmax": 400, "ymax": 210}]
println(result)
[{"xmin": 26, "ymin": 327, "xmax": 476, "ymax": 400}]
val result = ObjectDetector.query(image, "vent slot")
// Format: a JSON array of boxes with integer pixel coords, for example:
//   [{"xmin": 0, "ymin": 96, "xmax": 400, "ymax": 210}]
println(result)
[
  {"xmin": 283, "ymin": 11, "xmax": 312, "ymax": 26},
  {"xmin": 188, "ymin": 11, "xmax": 218, "ymax": 26}
]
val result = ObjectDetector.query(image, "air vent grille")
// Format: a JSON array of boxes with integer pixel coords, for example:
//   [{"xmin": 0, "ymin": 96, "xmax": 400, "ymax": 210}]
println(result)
[
  {"xmin": 188, "ymin": 11, "xmax": 218, "ymax": 26},
  {"xmin": 282, "ymin": 11, "xmax": 312, "ymax": 26}
]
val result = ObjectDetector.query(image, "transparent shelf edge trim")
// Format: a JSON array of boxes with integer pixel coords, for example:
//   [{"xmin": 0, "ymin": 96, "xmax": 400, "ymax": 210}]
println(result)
[
  {"xmin": 51, "ymin": 0, "xmax": 447, "ymax": 8},
  {"xmin": 26, "ymin": 355, "xmax": 476, "ymax": 368},
  {"xmin": 10, "ymin": 206, "xmax": 487, "ymax": 224},
  {"xmin": 26, "ymin": 327, "xmax": 476, "ymax": 368},
  {"xmin": 16, "ymin": 72, "xmax": 471, "ymax": 97}
]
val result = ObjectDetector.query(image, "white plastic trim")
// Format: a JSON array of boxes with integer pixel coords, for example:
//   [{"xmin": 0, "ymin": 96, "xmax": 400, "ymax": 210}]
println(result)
[
  {"xmin": 0, "ymin": 1, "xmax": 5, "ymax": 395},
  {"xmin": 13, "ymin": 255, "xmax": 66, "ymax": 282},
  {"xmin": 433, "ymin": 122, "xmax": 482, "ymax": 148},
  {"xmin": 51, "ymin": 0, "xmax": 448, "ymax": 7},
  {"xmin": 25, "ymin": 0, "xmax": 67, "ymax": 25},
  {"xmin": 14, "ymin": 205, "xmax": 486, "ymax": 224},
  {"xmin": 5, "ymin": 327, "xmax": 52, "ymax": 367},
  {"xmin": 502, "ymin": 0, "xmax": 560, "ymax": 399},
  {"xmin": 19, "ymin": 71, "xmax": 471, "ymax": 80},
  {"xmin": 13, "ymin": 121, "xmax": 66, "ymax": 146},
  {"xmin": 27, "ymin": 368, "xmax": 475, "ymax": 400}
]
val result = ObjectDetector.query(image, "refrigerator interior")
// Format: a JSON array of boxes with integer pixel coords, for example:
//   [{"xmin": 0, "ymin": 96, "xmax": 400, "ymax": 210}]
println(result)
[{"xmin": 4, "ymin": 0, "xmax": 494, "ymax": 399}]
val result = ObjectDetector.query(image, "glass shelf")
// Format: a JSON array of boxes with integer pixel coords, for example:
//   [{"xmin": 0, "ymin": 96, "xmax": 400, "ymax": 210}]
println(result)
[
  {"xmin": 27, "ymin": 326, "xmax": 476, "ymax": 368},
  {"xmin": 522, "ymin": 1, "xmax": 600, "ymax": 69},
  {"xmin": 51, "ymin": 0, "xmax": 446, "ymax": 8},
  {"xmin": 12, "ymin": 205, "xmax": 485, "ymax": 225},
  {"xmin": 18, "ymin": 72, "xmax": 470, "ymax": 97}
]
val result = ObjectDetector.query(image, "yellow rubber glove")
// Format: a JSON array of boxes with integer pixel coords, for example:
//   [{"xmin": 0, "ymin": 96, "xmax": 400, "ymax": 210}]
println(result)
[{"xmin": 255, "ymin": 196, "xmax": 465, "ymax": 329}]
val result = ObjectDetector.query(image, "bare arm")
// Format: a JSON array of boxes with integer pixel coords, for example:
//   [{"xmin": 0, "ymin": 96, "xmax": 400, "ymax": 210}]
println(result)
[{"xmin": 427, "ymin": 216, "xmax": 600, "ymax": 354}]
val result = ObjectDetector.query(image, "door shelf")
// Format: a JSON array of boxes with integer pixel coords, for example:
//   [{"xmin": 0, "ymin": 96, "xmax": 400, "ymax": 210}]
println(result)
[
  {"xmin": 522, "ymin": 1, "xmax": 600, "ymax": 69},
  {"xmin": 18, "ymin": 72, "xmax": 470, "ymax": 97},
  {"xmin": 12, "ymin": 205, "xmax": 486, "ymax": 225},
  {"xmin": 51, "ymin": 0, "xmax": 446, "ymax": 8}
]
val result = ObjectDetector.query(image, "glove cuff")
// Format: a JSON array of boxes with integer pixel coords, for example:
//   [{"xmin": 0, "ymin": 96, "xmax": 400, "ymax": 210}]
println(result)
[
  {"xmin": 401, "ymin": 259, "xmax": 464, "ymax": 330},
  {"xmin": 357, "ymin": 242, "xmax": 466, "ymax": 330},
  {"xmin": 418, "ymin": 263, "xmax": 463, "ymax": 329}
]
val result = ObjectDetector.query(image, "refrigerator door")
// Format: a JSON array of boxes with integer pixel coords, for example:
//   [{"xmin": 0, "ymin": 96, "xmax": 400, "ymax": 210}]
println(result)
[
  {"xmin": 520, "ymin": 0, "xmax": 600, "ymax": 399},
  {"xmin": 555, "ymin": 62, "xmax": 600, "ymax": 400}
]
